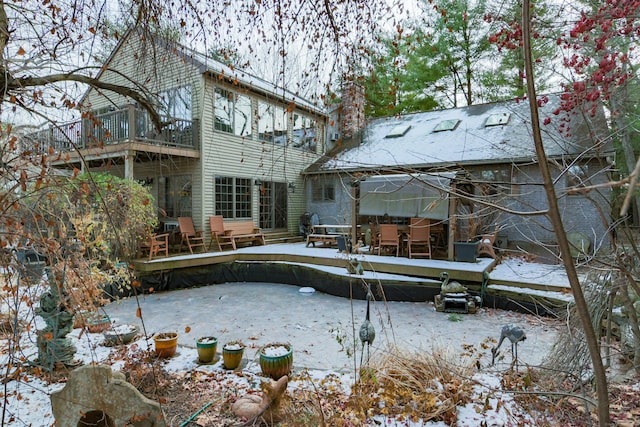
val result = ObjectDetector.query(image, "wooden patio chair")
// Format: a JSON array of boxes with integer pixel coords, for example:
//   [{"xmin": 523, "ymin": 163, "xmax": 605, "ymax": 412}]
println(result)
[
  {"xmin": 148, "ymin": 233, "xmax": 170, "ymax": 260},
  {"xmin": 378, "ymin": 224, "xmax": 399, "ymax": 256},
  {"xmin": 208, "ymin": 216, "xmax": 235, "ymax": 251},
  {"xmin": 407, "ymin": 218, "xmax": 431, "ymax": 259},
  {"xmin": 178, "ymin": 217, "xmax": 206, "ymax": 254},
  {"xmin": 478, "ymin": 227, "xmax": 500, "ymax": 259}
]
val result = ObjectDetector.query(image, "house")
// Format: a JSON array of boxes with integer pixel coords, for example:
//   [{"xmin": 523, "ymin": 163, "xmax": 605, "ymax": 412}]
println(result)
[
  {"xmin": 304, "ymin": 94, "xmax": 614, "ymax": 260},
  {"xmin": 22, "ymin": 28, "xmax": 331, "ymax": 241}
]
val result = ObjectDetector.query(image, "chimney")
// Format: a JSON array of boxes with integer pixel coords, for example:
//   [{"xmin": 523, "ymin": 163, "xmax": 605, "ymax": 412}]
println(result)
[{"xmin": 339, "ymin": 81, "xmax": 365, "ymax": 140}]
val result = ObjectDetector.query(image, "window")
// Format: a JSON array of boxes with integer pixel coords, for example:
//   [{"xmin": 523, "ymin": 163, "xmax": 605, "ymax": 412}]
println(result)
[
  {"xmin": 472, "ymin": 168, "xmax": 511, "ymax": 195},
  {"xmin": 292, "ymin": 113, "xmax": 317, "ymax": 152},
  {"xmin": 214, "ymin": 88, "xmax": 252, "ymax": 136},
  {"xmin": 385, "ymin": 124, "xmax": 411, "ymax": 138},
  {"xmin": 312, "ymin": 179, "xmax": 335, "ymax": 202},
  {"xmin": 258, "ymin": 101, "xmax": 286, "ymax": 144},
  {"xmin": 215, "ymin": 177, "xmax": 252, "ymax": 219},
  {"xmin": 159, "ymin": 86, "xmax": 192, "ymax": 120},
  {"xmin": 214, "ymin": 88, "xmax": 233, "ymax": 133},
  {"xmin": 274, "ymin": 105, "xmax": 286, "ymax": 145},
  {"xmin": 485, "ymin": 113, "xmax": 510, "ymax": 127},
  {"xmin": 433, "ymin": 119, "xmax": 460, "ymax": 132},
  {"xmin": 234, "ymin": 95, "xmax": 252, "ymax": 137},
  {"xmin": 157, "ymin": 175, "xmax": 192, "ymax": 218},
  {"xmin": 257, "ymin": 101, "xmax": 274, "ymax": 143}
]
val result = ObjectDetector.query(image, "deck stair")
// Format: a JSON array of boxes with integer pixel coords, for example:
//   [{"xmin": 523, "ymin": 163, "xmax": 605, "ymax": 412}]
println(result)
[{"xmin": 263, "ymin": 231, "xmax": 304, "ymax": 245}]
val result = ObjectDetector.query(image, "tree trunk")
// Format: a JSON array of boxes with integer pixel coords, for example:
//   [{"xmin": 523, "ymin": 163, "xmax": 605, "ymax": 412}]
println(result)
[
  {"xmin": 522, "ymin": 2, "xmax": 610, "ymax": 425},
  {"xmin": 610, "ymin": 85, "xmax": 640, "ymax": 226}
]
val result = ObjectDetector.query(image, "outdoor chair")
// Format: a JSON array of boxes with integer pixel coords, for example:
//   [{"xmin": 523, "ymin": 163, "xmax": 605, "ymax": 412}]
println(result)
[
  {"xmin": 407, "ymin": 218, "xmax": 431, "ymax": 259},
  {"xmin": 178, "ymin": 217, "xmax": 206, "ymax": 254},
  {"xmin": 208, "ymin": 216, "xmax": 234, "ymax": 251},
  {"xmin": 478, "ymin": 227, "xmax": 500, "ymax": 259},
  {"xmin": 378, "ymin": 224, "xmax": 399, "ymax": 256},
  {"xmin": 148, "ymin": 233, "xmax": 170, "ymax": 260}
]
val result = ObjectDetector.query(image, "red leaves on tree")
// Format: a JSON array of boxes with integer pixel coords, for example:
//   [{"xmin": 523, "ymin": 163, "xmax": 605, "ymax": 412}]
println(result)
[{"xmin": 487, "ymin": 1, "xmax": 640, "ymax": 119}]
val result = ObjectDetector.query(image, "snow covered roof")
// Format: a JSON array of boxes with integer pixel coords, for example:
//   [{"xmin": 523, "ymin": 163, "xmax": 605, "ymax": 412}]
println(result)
[
  {"xmin": 180, "ymin": 46, "xmax": 326, "ymax": 116},
  {"xmin": 313, "ymin": 94, "xmax": 611, "ymax": 173},
  {"xmin": 83, "ymin": 28, "xmax": 326, "ymax": 117}
]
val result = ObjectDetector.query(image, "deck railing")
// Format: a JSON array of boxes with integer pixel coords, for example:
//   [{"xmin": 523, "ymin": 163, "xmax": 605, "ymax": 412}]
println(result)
[{"xmin": 23, "ymin": 105, "xmax": 198, "ymax": 153}]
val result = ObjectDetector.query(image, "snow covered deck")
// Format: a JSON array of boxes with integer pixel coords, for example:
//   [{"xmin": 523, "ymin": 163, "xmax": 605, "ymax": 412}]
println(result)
[{"xmin": 132, "ymin": 242, "xmax": 574, "ymax": 311}]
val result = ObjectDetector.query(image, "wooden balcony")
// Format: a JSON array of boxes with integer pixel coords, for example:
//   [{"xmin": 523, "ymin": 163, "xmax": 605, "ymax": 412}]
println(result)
[{"xmin": 24, "ymin": 105, "xmax": 199, "ymax": 158}]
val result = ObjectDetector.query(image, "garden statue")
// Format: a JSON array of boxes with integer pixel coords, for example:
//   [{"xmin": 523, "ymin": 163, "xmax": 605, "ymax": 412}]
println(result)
[
  {"xmin": 434, "ymin": 271, "xmax": 480, "ymax": 314},
  {"xmin": 35, "ymin": 267, "xmax": 76, "ymax": 369},
  {"xmin": 347, "ymin": 257, "xmax": 364, "ymax": 275},
  {"xmin": 232, "ymin": 375, "xmax": 289, "ymax": 424}
]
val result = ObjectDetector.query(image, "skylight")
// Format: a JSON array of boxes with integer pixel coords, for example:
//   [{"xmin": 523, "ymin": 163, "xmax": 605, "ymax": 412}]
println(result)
[
  {"xmin": 433, "ymin": 119, "xmax": 461, "ymax": 132},
  {"xmin": 485, "ymin": 113, "xmax": 510, "ymax": 127},
  {"xmin": 385, "ymin": 125, "xmax": 412, "ymax": 138}
]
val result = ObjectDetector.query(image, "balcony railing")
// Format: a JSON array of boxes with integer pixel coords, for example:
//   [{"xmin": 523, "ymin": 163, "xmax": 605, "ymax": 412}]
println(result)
[{"xmin": 23, "ymin": 105, "xmax": 198, "ymax": 153}]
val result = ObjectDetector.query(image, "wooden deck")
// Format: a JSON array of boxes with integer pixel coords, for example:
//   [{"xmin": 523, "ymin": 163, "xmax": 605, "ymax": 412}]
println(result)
[
  {"xmin": 134, "ymin": 242, "xmax": 494, "ymax": 283},
  {"xmin": 133, "ymin": 242, "xmax": 573, "ymax": 292}
]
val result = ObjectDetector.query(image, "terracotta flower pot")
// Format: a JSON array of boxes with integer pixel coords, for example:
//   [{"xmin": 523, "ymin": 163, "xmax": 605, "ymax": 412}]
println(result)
[
  {"xmin": 259, "ymin": 343, "xmax": 293, "ymax": 380},
  {"xmin": 86, "ymin": 314, "xmax": 111, "ymax": 333},
  {"xmin": 222, "ymin": 342, "xmax": 245, "ymax": 369},
  {"xmin": 73, "ymin": 311, "xmax": 91, "ymax": 329},
  {"xmin": 196, "ymin": 336, "xmax": 218, "ymax": 363},
  {"xmin": 154, "ymin": 332, "xmax": 178, "ymax": 358}
]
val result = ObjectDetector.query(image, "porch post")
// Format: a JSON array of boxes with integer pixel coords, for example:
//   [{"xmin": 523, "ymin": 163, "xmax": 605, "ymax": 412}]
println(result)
[
  {"xmin": 351, "ymin": 183, "xmax": 358, "ymax": 251},
  {"xmin": 124, "ymin": 150, "xmax": 135, "ymax": 180},
  {"xmin": 127, "ymin": 104, "xmax": 136, "ymax": 142}
]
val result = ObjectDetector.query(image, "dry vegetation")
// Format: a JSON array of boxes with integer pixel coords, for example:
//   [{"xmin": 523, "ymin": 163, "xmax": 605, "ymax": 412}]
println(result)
[{"xmin": 78, "ymin": 339, "xmax": 635, "ymax": 426}]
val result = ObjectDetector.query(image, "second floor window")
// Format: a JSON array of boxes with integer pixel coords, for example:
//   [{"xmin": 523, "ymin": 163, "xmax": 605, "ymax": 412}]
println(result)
[
  {"xmin": 214, "ymin": 88, "xmax": 252, "ymax": 137},
  {"xmin": 258, "ymin": 101, "xmax": 286, "ymax": 144},
  {"xmin": 159, "ymin": 85, "xmax": 192, "ymax": 120},
  {"xmin": 292, "ymin": 113, "xmax": 317, "ymax": 153}
]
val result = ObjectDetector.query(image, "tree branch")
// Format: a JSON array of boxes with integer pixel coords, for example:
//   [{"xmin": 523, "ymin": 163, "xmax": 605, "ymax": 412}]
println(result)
[{"xmin": 8, "ymin": 72, "xmax": 162, "ymax": 131}]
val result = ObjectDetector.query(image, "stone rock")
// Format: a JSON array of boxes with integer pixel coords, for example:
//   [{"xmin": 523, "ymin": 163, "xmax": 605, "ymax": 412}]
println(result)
[
  {"xmin": 51, "ymin": 364, "xmax": 165, "ymax": 427},
  {"xmin": 232, "ymin": 375, "xmax": 288, "ymax": 424}
]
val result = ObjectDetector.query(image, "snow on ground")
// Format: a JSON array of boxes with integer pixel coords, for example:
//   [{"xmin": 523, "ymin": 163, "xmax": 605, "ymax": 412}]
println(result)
[
  {"xmin": 489, "ymin": 257, "xmax": 572, "ymax": 289},
  {"xmin": 0, "ymin": 256, "xmax": 561, "ymax": 427}
]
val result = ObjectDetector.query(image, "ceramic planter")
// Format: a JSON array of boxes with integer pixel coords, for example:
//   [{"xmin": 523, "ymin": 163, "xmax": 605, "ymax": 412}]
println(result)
[
  {"xmin": 73, "ymin": 311, "xmax": 91, "ymax": 329},
  {"xmin": 103, "ymin": 324, "xmax": 138, "ymax": 346},
  {"xmin": 259, "ymin": 342, "xmax": 293, "ymax": 380},
  {"xmin": 196, "ymin": 336, "xmax": 218, "ymax": 363},
  {"xmin": 222, "ymin": 342, "xmax": 245, "ymax": 369},
  {"xmin": 85, "ymin": 314, "xmax": 111, "ymax": 333},
  {"xmin": 454, "ymin": 241, "xmax": 479, "ymax": 263},
  {"xmin": 154, "ymin": 332, "xmax": 178, "ymax": 358}
]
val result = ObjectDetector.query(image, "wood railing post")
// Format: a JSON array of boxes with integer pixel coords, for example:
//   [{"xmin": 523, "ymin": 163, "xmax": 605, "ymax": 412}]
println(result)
[{"xmin": 127, "ymin": 104, "xmax": 136, "ymax": 142}]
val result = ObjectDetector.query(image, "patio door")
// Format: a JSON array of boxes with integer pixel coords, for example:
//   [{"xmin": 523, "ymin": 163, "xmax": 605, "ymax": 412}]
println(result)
[{"xmin": 259, "ymin": 181, "xmax": 288, "ymax": 230}]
